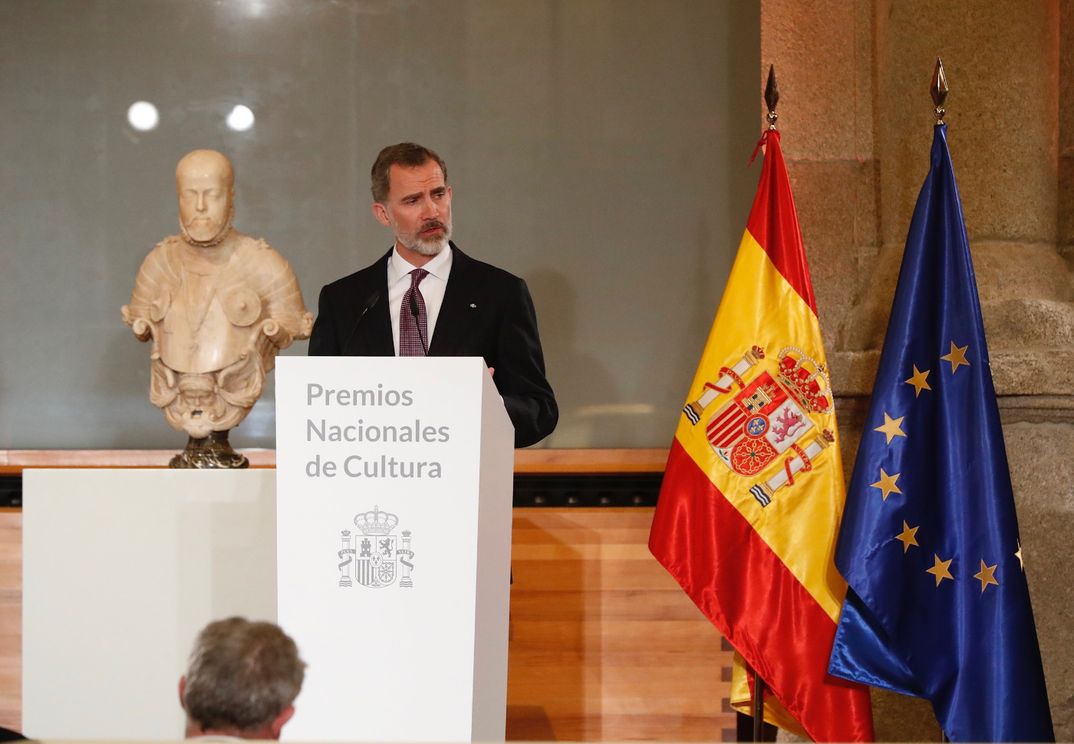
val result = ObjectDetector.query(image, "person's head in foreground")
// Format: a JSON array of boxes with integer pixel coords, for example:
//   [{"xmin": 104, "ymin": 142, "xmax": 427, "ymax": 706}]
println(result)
[{"xmin": 179, "ymin": 617, "xmax": 306, "ymax": 740}]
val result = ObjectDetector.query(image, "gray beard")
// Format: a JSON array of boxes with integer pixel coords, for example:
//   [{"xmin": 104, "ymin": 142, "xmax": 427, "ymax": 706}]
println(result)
[{"xmin": 403, "ymin": 224, "xmax": 451, "ymax": 257}]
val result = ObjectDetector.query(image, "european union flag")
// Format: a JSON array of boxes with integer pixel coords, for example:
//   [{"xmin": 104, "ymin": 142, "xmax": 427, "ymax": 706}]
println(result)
[{"xmin": 827, "ymin": 124, "xmax": 1054, "ymax": 742}]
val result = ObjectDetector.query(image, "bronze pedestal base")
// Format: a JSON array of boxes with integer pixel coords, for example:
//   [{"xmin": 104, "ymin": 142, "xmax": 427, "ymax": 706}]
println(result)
[{"xmin": 170, "ymin": 430, "xmax": 249, "ymax": 469}]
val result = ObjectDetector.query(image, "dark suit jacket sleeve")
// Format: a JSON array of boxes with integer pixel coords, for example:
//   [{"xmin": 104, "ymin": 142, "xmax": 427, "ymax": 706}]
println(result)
[
  {"xmin": 308, "ymin": 285, "xmax": 339, "ymax": 356},
  {"xmin": 495, "ymin": 277, "xmax": 558, "ymax": 448}
]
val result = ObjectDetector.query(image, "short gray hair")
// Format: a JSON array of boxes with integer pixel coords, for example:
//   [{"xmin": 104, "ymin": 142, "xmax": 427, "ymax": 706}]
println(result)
[
  {"xmin": 183, "ymin": 617, "xmax": 305, "ymax": 733},
  {"xmin": 370, "ymin": 142, "xmax": 447, "ymax": 202}
]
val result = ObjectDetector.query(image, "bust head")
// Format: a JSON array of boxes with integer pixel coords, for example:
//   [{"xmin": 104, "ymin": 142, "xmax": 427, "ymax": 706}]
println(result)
[{"xmin": 176, "ymin": 149, "xmax": 234, "ymax": 246}]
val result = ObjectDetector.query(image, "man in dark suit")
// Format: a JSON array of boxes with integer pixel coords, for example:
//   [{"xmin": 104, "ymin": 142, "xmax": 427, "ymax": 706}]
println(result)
[{"xmin": 309, "ymin": 142, "xmax": 557, "ymax": 448}]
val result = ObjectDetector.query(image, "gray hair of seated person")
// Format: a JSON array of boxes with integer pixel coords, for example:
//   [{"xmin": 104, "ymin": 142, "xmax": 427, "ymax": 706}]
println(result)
[{"xmin": 183, "ymin": 617, "xmax": 306, "ymax": 733}]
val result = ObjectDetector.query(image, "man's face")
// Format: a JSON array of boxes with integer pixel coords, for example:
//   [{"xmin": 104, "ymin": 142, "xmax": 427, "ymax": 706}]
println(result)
[
  {"xmin": 177, "ymin": 160, "xmax": 233, "ymax": 244},
  {"xmin": 372, "ymin": 160, "xmax": 452, "ymax": 263}
]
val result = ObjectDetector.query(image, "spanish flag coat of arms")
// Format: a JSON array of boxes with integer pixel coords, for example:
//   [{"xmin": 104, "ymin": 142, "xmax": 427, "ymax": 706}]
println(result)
[{"xmin": 649, "ymin": 130, "xmax": 874, "ymax": 742}]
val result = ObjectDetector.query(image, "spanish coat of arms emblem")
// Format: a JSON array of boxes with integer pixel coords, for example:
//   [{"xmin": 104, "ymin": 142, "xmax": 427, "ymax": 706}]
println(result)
[
  {"xmin": 683, "ymin": 345, "xmax": 835, "ymax": 507},
  {"xmin": 337, "ymin": 506, "xmax": 415, "ymax": 589}
]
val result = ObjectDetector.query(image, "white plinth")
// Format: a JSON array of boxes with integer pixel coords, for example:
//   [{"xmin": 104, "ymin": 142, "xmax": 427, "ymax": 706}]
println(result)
[{"xmin": 22, "ymin": 469, "xmax": 276, "ymax": 740}]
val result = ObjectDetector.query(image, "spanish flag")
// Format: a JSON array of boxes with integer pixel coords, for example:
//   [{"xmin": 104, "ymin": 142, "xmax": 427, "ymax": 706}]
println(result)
[{"xmin": 649, "ymin": 129, "xmax": 874, "ymax": 741}]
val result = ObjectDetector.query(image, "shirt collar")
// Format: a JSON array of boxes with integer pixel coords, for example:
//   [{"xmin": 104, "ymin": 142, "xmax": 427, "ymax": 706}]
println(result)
[{"xmin": 388, "ymin": 243, "xmax": 453, "ymax": 286}]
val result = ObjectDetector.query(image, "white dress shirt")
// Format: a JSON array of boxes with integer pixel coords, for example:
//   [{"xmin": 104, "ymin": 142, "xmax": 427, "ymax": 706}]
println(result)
[{"xmin": 386, "ymin": 244, "xmax": 453, "ymax": 355}]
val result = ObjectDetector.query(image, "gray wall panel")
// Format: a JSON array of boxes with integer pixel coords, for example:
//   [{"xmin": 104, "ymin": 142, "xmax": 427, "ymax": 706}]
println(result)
[{"xmin": 0, "ymin": 0, "xmax": 760, "ymax": 449}]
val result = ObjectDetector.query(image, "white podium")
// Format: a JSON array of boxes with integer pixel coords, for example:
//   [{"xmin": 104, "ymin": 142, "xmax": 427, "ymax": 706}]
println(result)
[{"xmin": 274, "ymin": 356, "xmax": 515, "ymax": 742}]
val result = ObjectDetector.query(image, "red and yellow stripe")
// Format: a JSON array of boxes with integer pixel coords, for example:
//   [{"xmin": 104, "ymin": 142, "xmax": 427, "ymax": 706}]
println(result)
[{"xmin": 649, "ymin": 131, "xmax": 874, "ymax": 742}]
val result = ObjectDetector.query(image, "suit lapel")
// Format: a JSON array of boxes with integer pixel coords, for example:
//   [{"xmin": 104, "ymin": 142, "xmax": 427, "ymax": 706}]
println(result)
[
  {"xmin": 366, "ymin": 288, "xmax": 394, "ymax": 355},
  {"xmin": 428, "ymin": 245, "xmax": 472, "ymax": 356},
  {"xmin": 344, "ymin": 249, "xmax": 395, "ymax": 356}
]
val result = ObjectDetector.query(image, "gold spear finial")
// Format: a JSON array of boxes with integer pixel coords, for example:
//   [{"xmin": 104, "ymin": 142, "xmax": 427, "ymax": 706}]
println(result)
[
  {"xmin": 764, "ymin": 64, "xmax": 779, "ymax": 130},
  {"xmin": 931, "ymin": 57, "xmax": 949, "ymax": 122}
]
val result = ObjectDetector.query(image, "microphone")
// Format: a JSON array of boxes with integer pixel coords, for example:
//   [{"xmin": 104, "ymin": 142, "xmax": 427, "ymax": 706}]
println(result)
[
  {"xmin": 343, "ymin": 290, "xmax": 381, "ymax": 354},
  {"xmin": 408, "ymin": 291, "xmax": 428, "ymax": 356}
]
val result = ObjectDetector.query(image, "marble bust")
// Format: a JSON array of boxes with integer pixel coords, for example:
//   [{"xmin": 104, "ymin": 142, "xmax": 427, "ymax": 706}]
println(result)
[{"xmin": 122, "ymin": 149, "xmax": 313, "ymax": 467}]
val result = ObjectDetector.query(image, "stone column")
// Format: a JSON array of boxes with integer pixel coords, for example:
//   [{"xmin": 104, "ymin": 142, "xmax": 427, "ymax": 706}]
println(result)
[
  {"xmin": 763, "ymin": 0, "xmax": 1072, "ymax": 739},
  {"xmin": 1062, "ymin": 1, "xmax": 1074, "ymax": 263}
]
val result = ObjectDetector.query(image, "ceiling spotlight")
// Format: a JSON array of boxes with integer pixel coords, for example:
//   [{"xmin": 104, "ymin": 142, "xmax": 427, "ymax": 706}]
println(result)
[
  {"xmin": 127, "ymin": 101, "xmax": 159, "ymax": 131},
  {"xmin": 226, "ymin": 104, "xmax": 255, "ymax": 132}
]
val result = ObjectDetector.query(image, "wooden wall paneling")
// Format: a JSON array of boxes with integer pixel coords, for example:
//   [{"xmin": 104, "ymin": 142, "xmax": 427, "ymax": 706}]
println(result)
[
  {"xmin": 506, "ymin": 508, "xmax": 735, "ymax": 741},
  {"xmin": 0, "ymin": 512, "xmax": 20, "ymax": 731}
]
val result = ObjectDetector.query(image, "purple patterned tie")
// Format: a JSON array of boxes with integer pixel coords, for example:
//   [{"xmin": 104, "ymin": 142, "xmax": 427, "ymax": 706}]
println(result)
[{"xmin": 399, "ymin": 268, "xmax": 429, "ymax": 356}]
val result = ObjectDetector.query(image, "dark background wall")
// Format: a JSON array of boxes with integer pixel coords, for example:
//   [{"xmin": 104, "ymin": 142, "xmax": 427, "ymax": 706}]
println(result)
[{"xmin": 0, "ymin": 0, "xmax": 761, "ymax": 450}]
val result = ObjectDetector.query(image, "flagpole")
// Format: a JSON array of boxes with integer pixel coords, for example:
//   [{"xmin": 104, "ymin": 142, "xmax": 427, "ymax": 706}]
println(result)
[
  {"xmin": 932, "ymin": 57, "xmax": 950, "ymax": 744},
  {"xmin": 751, "ymin": 665, "xmax": 765, "ymax": 742},
  {"xmin": 931, "ymin": 56, "xmax": 948, "ymax": 124},
  {"xmin": 745, "ymin": 65, "xmax": 779, "ymax": 744},
  {"xmin": 926, "ymin": 56, "xmax": 956, "ymax": 744},
  {"xmin": 764, "ymin": 63, "xmax": 779, "ymax": 132}
]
